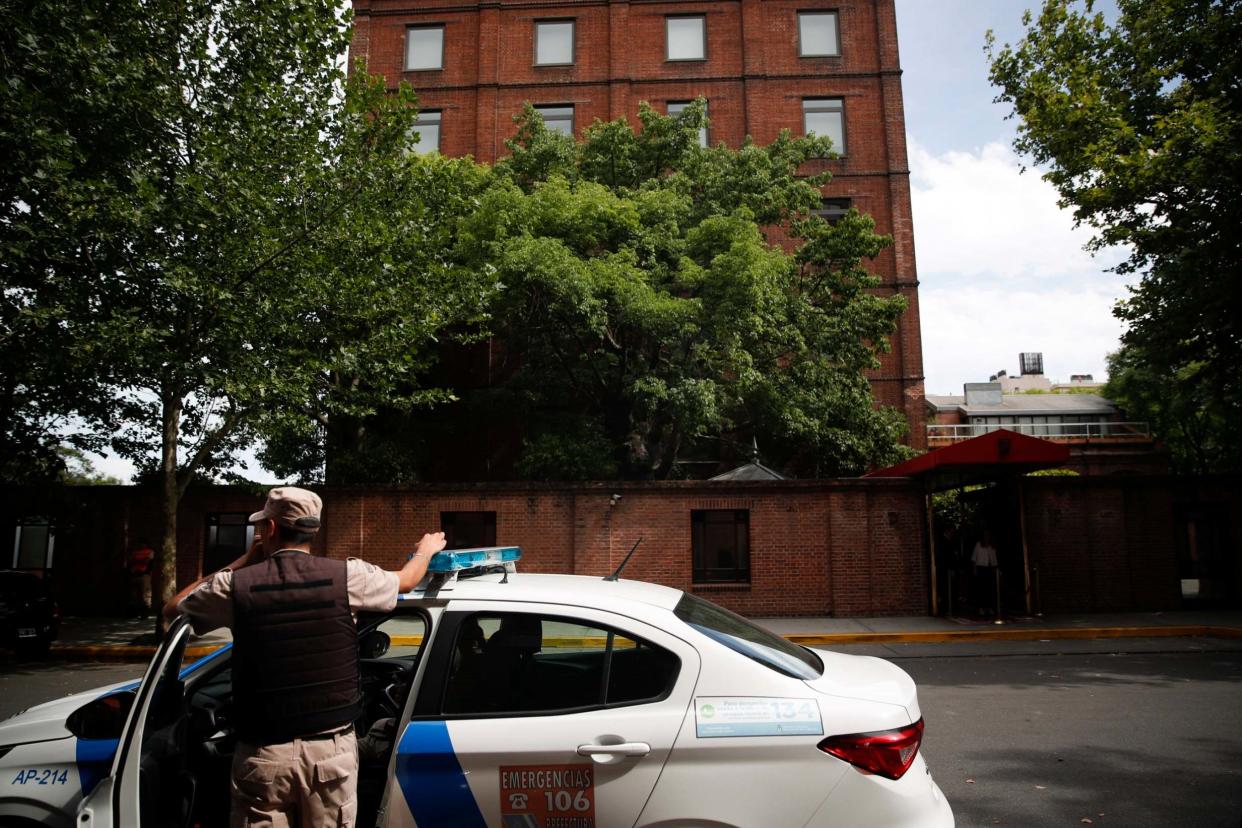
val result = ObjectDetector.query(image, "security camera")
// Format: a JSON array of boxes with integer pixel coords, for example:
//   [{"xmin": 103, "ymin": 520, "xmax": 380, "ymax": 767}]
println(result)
[{"xmin": 609, "ymin": 493, "xmax": 622, "ymax": 505}]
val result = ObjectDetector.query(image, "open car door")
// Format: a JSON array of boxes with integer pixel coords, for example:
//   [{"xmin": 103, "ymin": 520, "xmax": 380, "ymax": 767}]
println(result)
[{"xmin": 78, "ymin": 617, "xmax": 194, "ymax": 828}]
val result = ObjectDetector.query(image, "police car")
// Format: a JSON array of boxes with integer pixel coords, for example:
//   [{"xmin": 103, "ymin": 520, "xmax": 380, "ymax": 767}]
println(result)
[{"xmin": 0, "ymin": 548, "xmax": 953, "ymax": 827}]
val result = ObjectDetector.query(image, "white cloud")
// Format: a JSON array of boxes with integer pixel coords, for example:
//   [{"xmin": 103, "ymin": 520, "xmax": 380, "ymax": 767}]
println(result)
[
  {"xmin": 909, "ymin": 139, "xmax": 1126, "ymax": 282},
  {"xmin": 920, "ymin": 285, "xmax": 1126, "ymax": 395},
  {"xmin": 908, "ymin": 138, "xmax": 1132, "ymax": 394}
]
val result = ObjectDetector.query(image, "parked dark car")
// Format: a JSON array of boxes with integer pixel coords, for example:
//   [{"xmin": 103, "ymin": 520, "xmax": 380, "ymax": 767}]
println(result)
[{"xmin": 0, "ymin": 570, "xmax": 60, "ymax": 656}]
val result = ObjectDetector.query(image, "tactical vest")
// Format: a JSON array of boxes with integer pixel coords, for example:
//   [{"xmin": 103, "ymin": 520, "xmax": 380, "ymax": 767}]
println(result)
[{"xmin": 232, "ymin": 552, "xmax": 361, "ymax": 744}]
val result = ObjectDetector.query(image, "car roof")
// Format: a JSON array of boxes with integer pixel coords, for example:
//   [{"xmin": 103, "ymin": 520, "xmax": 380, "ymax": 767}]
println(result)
[{"xmin": 400, "ymin": 571, "xmax": 685, "ymax": 616}]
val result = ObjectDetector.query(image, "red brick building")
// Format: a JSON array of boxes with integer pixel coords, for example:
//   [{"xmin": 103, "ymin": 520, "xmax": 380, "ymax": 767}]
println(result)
[{"xmin": 350, "ymin": 0, "xmax": 926, "ymax": 446}]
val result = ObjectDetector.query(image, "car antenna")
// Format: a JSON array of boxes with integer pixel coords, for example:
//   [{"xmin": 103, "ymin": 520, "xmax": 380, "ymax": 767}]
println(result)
[{"xmin": 604, "ymin": 537, "xmax": 643, "ymax": 582}]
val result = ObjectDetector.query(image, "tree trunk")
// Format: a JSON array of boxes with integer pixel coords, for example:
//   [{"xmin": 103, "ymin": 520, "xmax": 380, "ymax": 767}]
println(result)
[
  {"xmin": 324, "ymin": 411, "xmax": 366, "ymax": 486},
  {"xmin": 154, "ymin": 391, "xmax": 182, "ymax": 636}
]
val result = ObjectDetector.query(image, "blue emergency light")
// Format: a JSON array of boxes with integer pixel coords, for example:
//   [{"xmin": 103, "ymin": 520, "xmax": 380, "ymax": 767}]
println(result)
[{"xmin": 424, "ymin": 546, "xmax": 522, "ymax": 574}]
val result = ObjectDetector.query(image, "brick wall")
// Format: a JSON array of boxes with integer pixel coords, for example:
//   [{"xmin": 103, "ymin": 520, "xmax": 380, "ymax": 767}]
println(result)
[
  {"xmin": 9, "ymin": 476, "xmax": 1239, "ymax": 618},
  {"xmin": 19, "ymin": 480, "xmax": 930, "ymax": 618},
  {"xmin": 1021, "ymin": 476, "xmax": 1242, "ymax": 613}
]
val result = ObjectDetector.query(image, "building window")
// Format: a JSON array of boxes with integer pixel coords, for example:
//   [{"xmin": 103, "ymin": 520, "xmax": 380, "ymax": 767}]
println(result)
[
  {"xmin": 668, "ymin": 100, "xmax": 709, "ymax": 147},
  {"xmin": 798, "ymin": 11, "xmax": 840, "ymax": 57},
  {"xmin": 803, "ymin": 98, "xmax": 845, "ymax": 154},
  {"xmin": 692, "ymin": 510, "xmax": 750, "ymax": 584},
  {"xmin": 535, "ymin": 20, "xmax": 574, "ymax": 66},
  {"xmin": 666, "ymin": 16, "xmax": 706, "ymax": 61},
  {"xmin": 12, "ymin": 520, "xmax": 54, "ymax": 570},
  {"xmin": 534, "ymin": 104, "xmax": 574, "ymax": 136},
  {"xmin": 814, "ymin": 197, "xmax": 851, "ymax": 224},
  {"xmin": 205, "ymin": 514, "xmax": 252, "ymax": 575},
  {"xmin": 441, "ymin": 511, "xmax": 497, "ymax": 550},
  {"xmin": 405, "ymin": 25, "xmax": 445, "ymax": 71},
  {"xmin": 410, "ymin": 110, "xmax": 441, "ymax": 154}
]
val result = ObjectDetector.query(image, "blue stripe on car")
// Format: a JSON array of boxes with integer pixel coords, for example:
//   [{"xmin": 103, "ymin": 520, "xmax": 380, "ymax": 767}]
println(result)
[
  {"xmin": 396, "ymin": 721, "xmax": 486, "ymax": 827},
  {"xmin": 180, "ymin": 642, "xmax": 231, "ymax": 678},
  {"xmin": 75, "ymin": 738, "xmax": 118, "ymax": 797}
]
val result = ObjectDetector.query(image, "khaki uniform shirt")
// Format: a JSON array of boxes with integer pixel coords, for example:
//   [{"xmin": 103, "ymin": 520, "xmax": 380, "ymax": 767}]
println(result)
[{"xmin": 178, "ymin": 555, "xmax": 400, "ymax": 636}]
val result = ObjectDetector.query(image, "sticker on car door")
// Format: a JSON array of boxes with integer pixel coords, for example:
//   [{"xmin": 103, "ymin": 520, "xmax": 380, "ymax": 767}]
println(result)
[
  {"xmin": 499, "ymin": 763, "xmax": 595, "ymax": 827},
  {"xmin": 694, "ymin": 697, "xmax": 823, "ymax": 737}
]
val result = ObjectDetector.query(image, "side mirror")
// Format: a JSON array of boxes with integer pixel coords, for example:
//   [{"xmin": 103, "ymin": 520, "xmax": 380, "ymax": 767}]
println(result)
[
  {"xmin": 66, "ymin": 691, "xmax": 136, "ymax": 740},
  {"xmin": 360, "ymin": 630, "xmax": 391, "ymax": 660}
]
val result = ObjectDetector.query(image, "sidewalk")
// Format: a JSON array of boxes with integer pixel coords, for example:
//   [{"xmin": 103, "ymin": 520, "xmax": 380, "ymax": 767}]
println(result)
[{"xmin": 26, "ymin": 609, "xmax": 1242, "ymax": 663}]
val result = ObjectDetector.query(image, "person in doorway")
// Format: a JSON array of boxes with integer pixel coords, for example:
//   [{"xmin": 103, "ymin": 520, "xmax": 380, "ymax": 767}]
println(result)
[
  {"xmin": 162, "ymin": 486, "xmax": 446, "ymax": 828},
  {"xmin": 126, "ymin": 542, "xmax": 155, "ymax": 618},
  {"xmin": 971, "ymin": 529, "xmax": 999, "ymax": 617}
]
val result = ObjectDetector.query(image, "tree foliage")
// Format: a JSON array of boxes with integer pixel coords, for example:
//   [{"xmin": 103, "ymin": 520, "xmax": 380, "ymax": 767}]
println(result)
[
  {"xmin": 1104, "ymin": 343, "xmax": 1238, "ymax": 473},
  {"xmin": 987, "ymin": 0, "xmax": 1242, "ymax": 472},
  {"xmin": 450, "ymin": 102, "xmax": 911, "ymax": 478},
  {"xmin": 2, "ymin": 0, "xmax": 487, "ymax": 619}
]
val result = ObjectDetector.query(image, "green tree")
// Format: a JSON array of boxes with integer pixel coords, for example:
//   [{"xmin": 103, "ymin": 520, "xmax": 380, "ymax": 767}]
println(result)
[
  {"xmin": 2, "ymin": 0, "xmax": 487, "ymax": 622},
  {"xmin": 1104, "ymin": 343, "xmax": 1237, "ymax": 472},
  {"xmin": 987, "ymin": 0, "xmax": 1242, "ymax": 472},
  {"xmin": 449, "ymin": 102, "xmax": 910, "ymax": 479},
  {"xmin": 57, "ymin": 447, "xmax": 123, "ymax": 486}
]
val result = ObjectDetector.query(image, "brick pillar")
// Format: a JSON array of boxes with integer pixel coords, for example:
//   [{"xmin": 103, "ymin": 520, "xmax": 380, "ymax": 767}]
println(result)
[
  {"xmin": 608, "ymin": 3, "xmax": 631, "ymax": 122},
  {"xmin": 877, "ymin": 0, "xmax": 925, "ymax": 448},
  {"xmin": 476, "ymin": 6, "xmax": 501, "ymax": 163}
]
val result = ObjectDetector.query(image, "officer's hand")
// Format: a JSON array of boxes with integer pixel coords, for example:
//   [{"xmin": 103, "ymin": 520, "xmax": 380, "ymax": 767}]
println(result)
[
  {"xmin": 415, "ymin": 532, "xmax": 447, "ymax": 558},
  {"xmin": 246, "ymin": 534, "xmax": 267, "ymax": 565}
]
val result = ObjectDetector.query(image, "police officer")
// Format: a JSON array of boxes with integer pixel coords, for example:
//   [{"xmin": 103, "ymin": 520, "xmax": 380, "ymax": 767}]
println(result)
[{"xmin": 163, "ymin": 486, "xmax": 446, "ymax": 827}]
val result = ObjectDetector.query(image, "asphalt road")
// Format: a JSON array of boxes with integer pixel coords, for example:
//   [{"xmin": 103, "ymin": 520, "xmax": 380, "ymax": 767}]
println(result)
[
  {"xmin": 897, "ymin": 642, "xmax": 1242, "ymax": 828},
  {"xmin": 0, "ymin": 657, "xmax": 141, "ymax": 719},
  {"xmin": 2, "ymin": 639, "xmax": 1240, "ymax": 827}
]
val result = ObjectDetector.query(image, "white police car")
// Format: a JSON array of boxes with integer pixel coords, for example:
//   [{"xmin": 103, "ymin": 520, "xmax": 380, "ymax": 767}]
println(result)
[{"xmin": 1, "ymin": 548, "xmax": 953, "ymax": 827}]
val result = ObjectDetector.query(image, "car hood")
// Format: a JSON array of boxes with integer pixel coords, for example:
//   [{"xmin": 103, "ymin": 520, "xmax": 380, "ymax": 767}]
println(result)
[
  {"xmin": 803, "ymin": 649, "xmax": 919, "ymax": 719},
  {"xmin": 0, "ymin": 680, "xmax": 137, "ymax": 747}
]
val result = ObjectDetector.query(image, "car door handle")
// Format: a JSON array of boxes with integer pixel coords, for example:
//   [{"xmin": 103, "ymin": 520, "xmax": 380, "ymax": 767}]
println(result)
[{"xmin": 576, "ymin": 741, "xmax": 651, "ymax": 757}]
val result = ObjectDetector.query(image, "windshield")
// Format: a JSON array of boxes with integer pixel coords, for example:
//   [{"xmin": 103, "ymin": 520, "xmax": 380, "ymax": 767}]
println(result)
[{"xmin": 674, "ymin": 593, "xmax": 822, "ymax": 680}]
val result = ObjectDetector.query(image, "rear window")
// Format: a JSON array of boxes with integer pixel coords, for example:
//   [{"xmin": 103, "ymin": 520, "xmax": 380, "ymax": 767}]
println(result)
[
  {"xmin": 674, "ymin": 593, "xmax": 822, "ymax": 680},
  {"xmin": 0, "ymin": 573, "xmax": 42, "ymax": 600}
]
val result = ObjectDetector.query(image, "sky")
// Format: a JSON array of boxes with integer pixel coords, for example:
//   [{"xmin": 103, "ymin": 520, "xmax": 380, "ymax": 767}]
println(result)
[
  {"xmin": 89, "ymin": 0, "xmax": 1131, "ymax": 481},
  {"xmin": 894, "ymin": 0, "xmax": 1129, "ymax": 395}
]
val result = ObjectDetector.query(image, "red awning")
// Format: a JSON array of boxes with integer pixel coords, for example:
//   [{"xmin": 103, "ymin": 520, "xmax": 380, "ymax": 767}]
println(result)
[{"xmin": 865, "ymin": 428, "xmax": 1070, "ymax": 491}]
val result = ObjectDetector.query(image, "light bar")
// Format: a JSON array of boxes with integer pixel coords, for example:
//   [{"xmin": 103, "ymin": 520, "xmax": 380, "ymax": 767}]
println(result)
[{"xmin": 424, "ymin": 546, "xmax": 522, "ymax": 573}]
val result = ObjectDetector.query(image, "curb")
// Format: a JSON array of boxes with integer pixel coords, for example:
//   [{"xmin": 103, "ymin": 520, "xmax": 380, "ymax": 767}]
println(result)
[
  {"xmin": 39, "ymin": 625, "xmax": 1242, "ymax": 662},
  {"xmin": 45, "ymin": 643, "xmax": 227, "ymax": 663}
]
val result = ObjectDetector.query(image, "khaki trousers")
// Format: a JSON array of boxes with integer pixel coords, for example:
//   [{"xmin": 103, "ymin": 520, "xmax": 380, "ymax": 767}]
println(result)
[{"xmin": 230, "ymin": 728, "xmax": 358, "ymax": 828}]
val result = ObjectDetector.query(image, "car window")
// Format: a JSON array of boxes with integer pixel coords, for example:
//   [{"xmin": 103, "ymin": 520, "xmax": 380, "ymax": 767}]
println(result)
[
  {"xmin": 674, "ymin": 593, "xmax": 823, "ymax": 679},
  {"xmin": 371, "ymin": 613, "xmax": 427, "ymax": 659},
  {"xmin": 442, "ymin": 612, "xmax": 679, "ymax": 716}
]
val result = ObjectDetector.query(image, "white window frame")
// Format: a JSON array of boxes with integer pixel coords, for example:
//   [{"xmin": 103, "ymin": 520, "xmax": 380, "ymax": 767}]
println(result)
[
  {"xmin": 797, "ymin": 11, "xmax": 840, "ymax": 57},
  {"xmin": 665, "ymin": 15, "xmax": 707, "ymax": 62},
  {"xmin": 405, "ymin": 25, "xmax": 445, "ymax": 71},
  {"xmin": 534, "ymin": 19, "xmax": 575, "ymax": 66},
  {"xmin": 534, "ymin": 104, "xmax": 575, "ymax": 137},
  {"xmin": 813, "ymin": 197, "xmax": 851, "ymax": 223},
  {"xmin": 410, "ymin": 110, "xmax": 442, "ymax": 154},
  {"xmin": 802, "ymin": 97, "xmax": 846, "ymax": 155},
  {"xmin": 667, "ymin": 100, "xmax": 709, "ymax": 147},
  {"xmin": 12, "ymin": 520, "xmax": 54, "ymax": 570}
]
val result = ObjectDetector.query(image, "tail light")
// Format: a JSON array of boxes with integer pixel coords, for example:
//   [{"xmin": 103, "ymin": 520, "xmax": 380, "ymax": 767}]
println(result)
[{"xmin": 817, "ymin": 718, "xmax": 924, "ymax": 780}]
